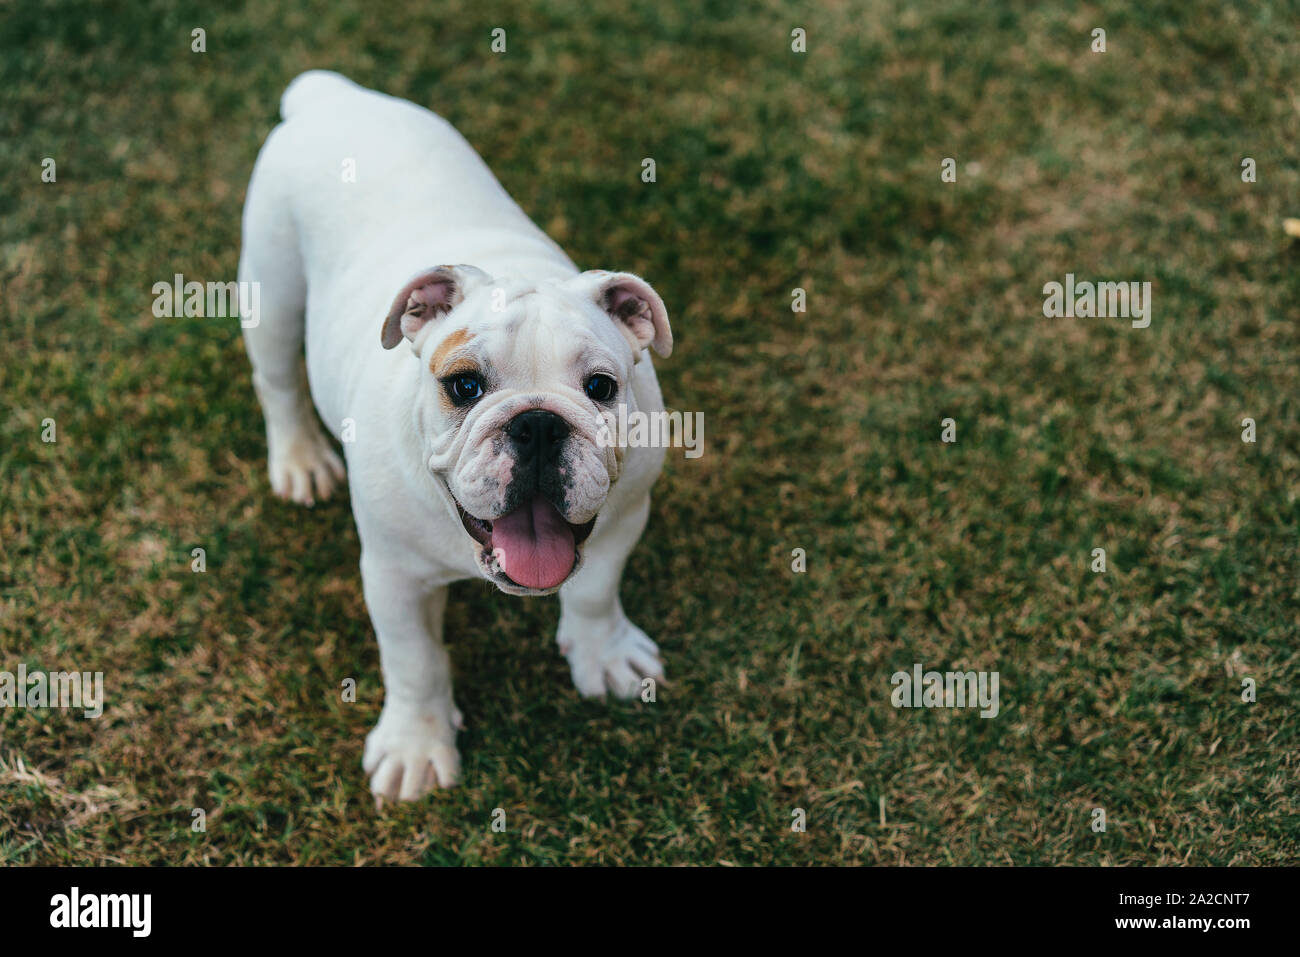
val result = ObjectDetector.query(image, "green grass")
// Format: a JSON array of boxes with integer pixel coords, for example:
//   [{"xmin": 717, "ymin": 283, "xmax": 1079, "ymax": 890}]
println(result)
[{"xmin": 2, "ymin": 0, "xmax": 1298, "ymax": 864}]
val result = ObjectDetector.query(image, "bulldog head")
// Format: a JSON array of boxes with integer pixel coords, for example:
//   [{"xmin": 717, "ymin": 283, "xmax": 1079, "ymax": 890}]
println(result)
[{"xmin": 380, "ymin": 265, "xmax": 672, "ymax": 596}]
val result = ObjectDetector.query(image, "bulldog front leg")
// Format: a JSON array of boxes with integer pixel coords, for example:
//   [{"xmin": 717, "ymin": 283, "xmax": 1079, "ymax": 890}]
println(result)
[
  {"xmin": 556, "ymin": 495, "xmax": 665, "ymax": 699},
  {"xmin": 359, "ymin": 556, "xmax": 463, "ymax": 800}
]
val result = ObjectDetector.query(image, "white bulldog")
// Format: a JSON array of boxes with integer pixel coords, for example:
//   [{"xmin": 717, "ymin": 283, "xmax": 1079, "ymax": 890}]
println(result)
[{"xmin": 237, "ymin": 71, "xmax": 671, "ymax": 801}]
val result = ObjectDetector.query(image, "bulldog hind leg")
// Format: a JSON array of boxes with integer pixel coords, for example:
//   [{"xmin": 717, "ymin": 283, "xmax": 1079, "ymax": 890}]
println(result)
[{"xmin": 238, "ymin": 174, "xmax": 344, "ymax": 506}]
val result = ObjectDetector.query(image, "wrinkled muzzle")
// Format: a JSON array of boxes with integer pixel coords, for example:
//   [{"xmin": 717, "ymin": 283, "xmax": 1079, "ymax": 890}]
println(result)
[{"xmin": 430, "ymin": 393, "xmax": 620, "ymax": 591}]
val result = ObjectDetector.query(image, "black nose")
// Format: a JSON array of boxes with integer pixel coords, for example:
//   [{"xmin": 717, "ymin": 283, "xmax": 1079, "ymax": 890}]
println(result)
[{"xmin": 506, "ymin": 409, "xmax": 570, "ymax": 465}]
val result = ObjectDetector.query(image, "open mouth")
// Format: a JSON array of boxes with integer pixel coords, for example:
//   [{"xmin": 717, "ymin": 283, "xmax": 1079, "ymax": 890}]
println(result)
[{"xmin": 455, "ymin": 495, "xmax": 596, "ymax": 591}]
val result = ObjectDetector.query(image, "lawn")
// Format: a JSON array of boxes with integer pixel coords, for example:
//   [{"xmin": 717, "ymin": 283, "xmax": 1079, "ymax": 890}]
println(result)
[{"xmin": 1, "ymin": 0, "xmax": 1297, "ymax": 865}]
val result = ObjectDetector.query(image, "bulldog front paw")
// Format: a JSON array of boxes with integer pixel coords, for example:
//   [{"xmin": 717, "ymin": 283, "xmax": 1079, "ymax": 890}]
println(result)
[
  {"xmin": 560, "ymin": 620, "xmax": 665, "ymax": 699},
  {"xmin": 362, "ymin": 701, "xmax": 461, "ymax": 801},
  {"xmin": 267, "ymin": 423, "xmax": 345, "ymax": 506}
]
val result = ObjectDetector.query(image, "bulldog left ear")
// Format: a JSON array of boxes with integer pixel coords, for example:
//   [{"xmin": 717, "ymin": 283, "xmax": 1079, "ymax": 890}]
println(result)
[
  {"xmin": 381, "ymin": 265, "xmax": 490, "ymax": 350},
  {"xmin": 570, "ymin": 271, "xmax": 672, "ymax": 359}
]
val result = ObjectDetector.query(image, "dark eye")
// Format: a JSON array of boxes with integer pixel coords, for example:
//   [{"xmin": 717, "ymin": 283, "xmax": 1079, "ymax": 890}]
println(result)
[
  {"xmin": 444, "ymin": 372, "xmax": 485, "ymax": 405},
  {"xmin": 585, "ymin": 374, "xmax": 617, "ymax": 402}
]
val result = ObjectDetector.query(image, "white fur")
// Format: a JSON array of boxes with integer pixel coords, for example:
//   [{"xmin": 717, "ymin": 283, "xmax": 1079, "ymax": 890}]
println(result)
[{"xmin": 238, "ymin": 71, "xmax": 668, "ymax": 802}]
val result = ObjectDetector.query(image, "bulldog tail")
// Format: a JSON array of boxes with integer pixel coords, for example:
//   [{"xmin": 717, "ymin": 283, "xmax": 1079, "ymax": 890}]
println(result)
[{"xmin": 280, "ymin": 70, "xmax": 362, "ymax": 121}]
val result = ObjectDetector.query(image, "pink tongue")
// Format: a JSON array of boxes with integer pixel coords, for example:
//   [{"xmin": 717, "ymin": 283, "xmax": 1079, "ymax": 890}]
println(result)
[{"xmin": 491, "ymin": 497, "xmax": 576, "ymax": 589}]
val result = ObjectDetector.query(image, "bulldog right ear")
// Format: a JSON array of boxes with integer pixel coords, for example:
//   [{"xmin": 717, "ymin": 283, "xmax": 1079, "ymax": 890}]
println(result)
[
  {"xmin": 381, "ymin": 265, "xmax": 490, "ymax": 350},
  {"xmin": 567, "ymin": 270, "xmax": 673, "ymax": 359}
]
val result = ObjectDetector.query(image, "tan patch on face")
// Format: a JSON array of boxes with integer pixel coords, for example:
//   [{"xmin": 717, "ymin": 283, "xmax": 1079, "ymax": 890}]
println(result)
[
  {"xmin": 429, "ymin": 327, "xmax": 474, "ymax": 376},
  {"xmin": 437, "ymin": 357, "xmax": 480, "ymax": 379},
  {"xmin": 432, "ymin": 350, "xmax": 483, "ymax": 416}
]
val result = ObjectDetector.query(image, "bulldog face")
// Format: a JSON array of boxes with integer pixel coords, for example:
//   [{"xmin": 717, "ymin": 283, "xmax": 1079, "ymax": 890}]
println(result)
[{"xmin": 381, "ymin": 266, "xmax": 672, "ymax": 596}]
